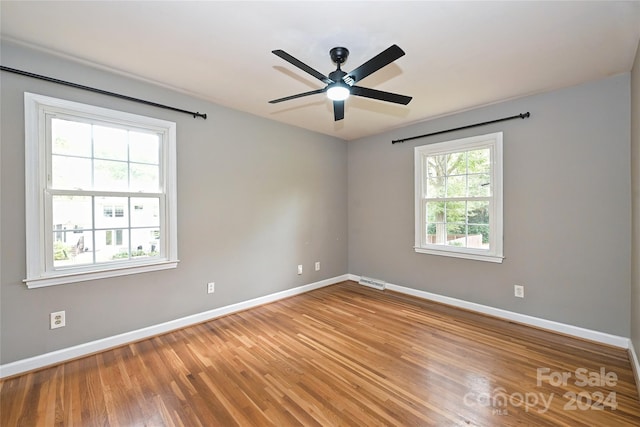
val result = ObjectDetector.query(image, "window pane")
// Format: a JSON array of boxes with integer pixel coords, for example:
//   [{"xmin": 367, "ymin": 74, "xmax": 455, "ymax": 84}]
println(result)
[
  {"xmin": 445, "ymin": 201, "xmax": 465, "ymax": 223},
  {"xmin": 446, "ymin": 175, "xmax": 466, "ymax": 197},
  {"xmin": 95, "ymin": 197, "xmax": 128, "ymax": 228},
  {"xmin": 467, "ymin": 149, "xmax": 490, "ymax": 173},
  {"xmin": 53, "ymin": 230, "xmax": 93, "ymax": 267},
  {"xmin": 446, "ymin": 223, "xmax": 466, "ymax": 246},
  {"xmin": 51, "ymin": 118, "xmax": 91, "ymax": 157},
  {"xmin": 93, "ymin": 125, "xmax": 128, "ymax": 161},
  {"xmin": 96, "ymin": 229, "xmax": 130, "ymax": 263},
  {"xmin": 468, "ymin": 174, "xmax": 491, "ymax": 197},
  {"xmin": 52, "ymin": 195, "xmax": 92, "ymax": 230},
  {"xmin": 426, "ymin": 201, "xmax": 445, "ymax": 223},
  {"xmin": 51, "ymin": 155, "xmax": 92, "ymax": 190},
  {"xmin": 130, "ymin": 163, "xmax": 159, "ymax": 192},
  {"xmin": 468, "ymin": 225, "xmax": 490, "ymax": 249},
  {"xmin": 131, "ymin": 198, "xmax": 160, "ymax": 227},
  {"xmin": 94, "ymin": 159, "xmax": 128, "ymax": 191},
  {"xmin": 426, "ymin": 199, "xmax": 444, "ymax": 244},
  {"xmin": 446, "ymin": 152, "xmax": 466, "ymax": 175},
  {"xmin": 131, "ymin": 228, "xmax": 160, "ymax": 257},
  {"xmin": 427, "ymin": 221, "xmax": 446, "ymax": 245},
  {"xmin": 426, "ymin": 154, "xmax": 447, "ymax": 177},
  {"xmin": 426, "ymin": 177, "xmax": 445, "ymax": 198},
  {"xmin": 129, "ymin": 131, "xmax": 159, "ymax": 164},
  {"xmin": 467, "ymin": 201, "xmax": 489, "ymax": 224}
]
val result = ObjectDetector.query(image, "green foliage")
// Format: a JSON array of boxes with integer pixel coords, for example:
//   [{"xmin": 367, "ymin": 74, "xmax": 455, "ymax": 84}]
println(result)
[
  {"xmin": 53, "ymin": 241, "xmax": 69, "ymax": 260},
  {"xmin": 468, "ymin": 205, "xmax": 489, "ymax": 243},
  {"xmin": 427, "ymin": 223, "xmax": 436, "ymax": 235},
  {"xmin": 111, "ymin": 249, "xmax": 158, "ymax": 260}
]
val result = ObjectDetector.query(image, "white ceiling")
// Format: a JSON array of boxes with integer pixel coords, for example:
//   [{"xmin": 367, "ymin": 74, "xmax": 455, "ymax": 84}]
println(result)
[{"xmin": 2, "ymin": 1, "xmax": 639, "ymax": 141}]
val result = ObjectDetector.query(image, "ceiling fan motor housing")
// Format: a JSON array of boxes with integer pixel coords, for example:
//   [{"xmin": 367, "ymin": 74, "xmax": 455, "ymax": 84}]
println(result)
[{"xmin": 328, "ymin": 69, "xmax": 348, "ymax": 83}]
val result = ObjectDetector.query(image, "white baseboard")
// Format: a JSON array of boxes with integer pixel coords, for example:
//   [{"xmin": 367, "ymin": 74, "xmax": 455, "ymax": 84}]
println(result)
[
  {"xmin": 0, "ymin": 274, "xmax": 349, "ymax": 379},
  {"xmin": 349, "ymin": 274, "xmax": 630, "ymax": 349},
  {"xmin": 629, "ymin": 341, "xmax": 640, "ymax": 399},
  {"xmin": 2, "ymin": 274, "xmax": 633, "ymax": 381}
]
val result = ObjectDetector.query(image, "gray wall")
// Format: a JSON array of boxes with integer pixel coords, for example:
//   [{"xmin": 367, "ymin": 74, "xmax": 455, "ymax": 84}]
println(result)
[
  {"xmin": 0, "ymin": 41, "xmax": 348, "ymax": 364},
  {"xmin": 348, "ymin": 74, "xmax": 631, "ymax": 336},
  {"xmin": 631, "ymin": 43, "xmax": 640, "ymax": 356}
]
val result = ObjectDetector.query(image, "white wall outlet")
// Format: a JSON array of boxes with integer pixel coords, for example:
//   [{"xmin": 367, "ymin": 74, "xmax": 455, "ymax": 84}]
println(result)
[
  {"xmin": 315, "ymin": 261, "xmax": 320, "ymax": 271},
  {"xmin": 514, "ymin": 285, "xmax": 525, "ymax": 298},
  {"xmin": 207, "ymin": 282, "xmax": 215, "ymax": 294},
  {"xmin": 50, "ymin": 310, "xmax": 66, "ymax": 329},
  {"xmin": 297, "ymin": 265, "xmax": 303, "ymax": 275}
]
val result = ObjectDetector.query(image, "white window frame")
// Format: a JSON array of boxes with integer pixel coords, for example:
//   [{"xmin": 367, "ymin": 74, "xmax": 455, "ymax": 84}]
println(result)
[
  {"xmin": 414, "ymin": 132, "xmax": 503, "ymax": 263},
  {"xmin": 24, "ymin": 93, "xmax": 178, "ymax": 288}
]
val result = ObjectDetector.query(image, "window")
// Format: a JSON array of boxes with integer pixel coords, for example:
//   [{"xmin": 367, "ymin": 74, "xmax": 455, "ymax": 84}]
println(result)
[
  {"xmin": 24, "ymin": 93, "xmax": 178, "ymax": 288},
  {"xmin": 414, "ymin": 132, "xmax": 503, "ymax": 263}
]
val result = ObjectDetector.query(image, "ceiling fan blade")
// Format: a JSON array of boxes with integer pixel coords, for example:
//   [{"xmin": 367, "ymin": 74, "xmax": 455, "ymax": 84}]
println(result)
[
  {"xmin": 333, "ymin": 100, "xmax": 344, "ymax": 121},
  {"xmin": 269, "ymin": 88, "xmax": 326, "ymax": 104},
  {"xmin": 346, "ymin": 44, "xmax": 405, "ymax": 84},
  {"xmin": 272, "ymin": 50, "xmax": 333, "ymax": 84},
  {"xmin": 350, "ymin": 86, "xmax": 412, "ymax": 105}
]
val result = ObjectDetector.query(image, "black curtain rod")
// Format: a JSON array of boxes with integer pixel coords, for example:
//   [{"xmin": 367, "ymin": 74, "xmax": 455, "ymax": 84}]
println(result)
[
  {"xmin": 1, "ymin": 66, "xmax": 207, "ymax": 119},
  {"xmin": 392, "ymin": 112, "xmax": 530, "ymax": 144}
]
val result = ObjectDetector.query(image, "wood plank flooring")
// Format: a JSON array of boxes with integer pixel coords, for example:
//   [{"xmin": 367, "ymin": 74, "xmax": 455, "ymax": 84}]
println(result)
[{"xmin": 2, "ymin": 281, "xmax": 640, "ymax": 426}]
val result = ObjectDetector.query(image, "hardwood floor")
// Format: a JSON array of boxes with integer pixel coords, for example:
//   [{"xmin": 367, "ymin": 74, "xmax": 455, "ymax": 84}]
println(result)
[{"xmin": 2, "ymin": 281, "xmax": 640, "ymax": 426}]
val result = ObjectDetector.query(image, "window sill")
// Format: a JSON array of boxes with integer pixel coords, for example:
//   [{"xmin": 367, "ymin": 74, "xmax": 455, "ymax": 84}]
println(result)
[
  {"xmin": 24, "ymin": 260, "xmax": 179, "ymax": 289},
  {"xmin": 414, "ymin": 247, "xmax": 503, "ymax": 263}
]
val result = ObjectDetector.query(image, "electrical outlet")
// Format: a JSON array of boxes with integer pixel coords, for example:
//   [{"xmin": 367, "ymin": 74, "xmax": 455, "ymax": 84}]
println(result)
[
  {"xmin": 50, "ymin": 310, "xmax": 66, "ymax": 329},
  {"xmin": 514, "ymin": 285, "xmax": 525, "ymax": 298},
  {"xmin": 207, "ymin": 282, "xmax": 215, "ymax": 294},
  {"xmin": 297, "ymin": 265, "xmax": 303, "ymax": 275},
  {"xmin": 315, "ymin": 261, "xmax": 320, "ymax": 271}
]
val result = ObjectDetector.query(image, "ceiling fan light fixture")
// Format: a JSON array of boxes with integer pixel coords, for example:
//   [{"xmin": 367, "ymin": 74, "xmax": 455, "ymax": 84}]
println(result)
[{"xmin": 327, "ymin": 83, "xmax": 350, "ymax": 101}]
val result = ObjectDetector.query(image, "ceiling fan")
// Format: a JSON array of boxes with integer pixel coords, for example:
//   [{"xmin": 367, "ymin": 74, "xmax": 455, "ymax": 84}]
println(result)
[{"xmin": 269, "ymin": 44, "xmax": 412, "ymax": 121}]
